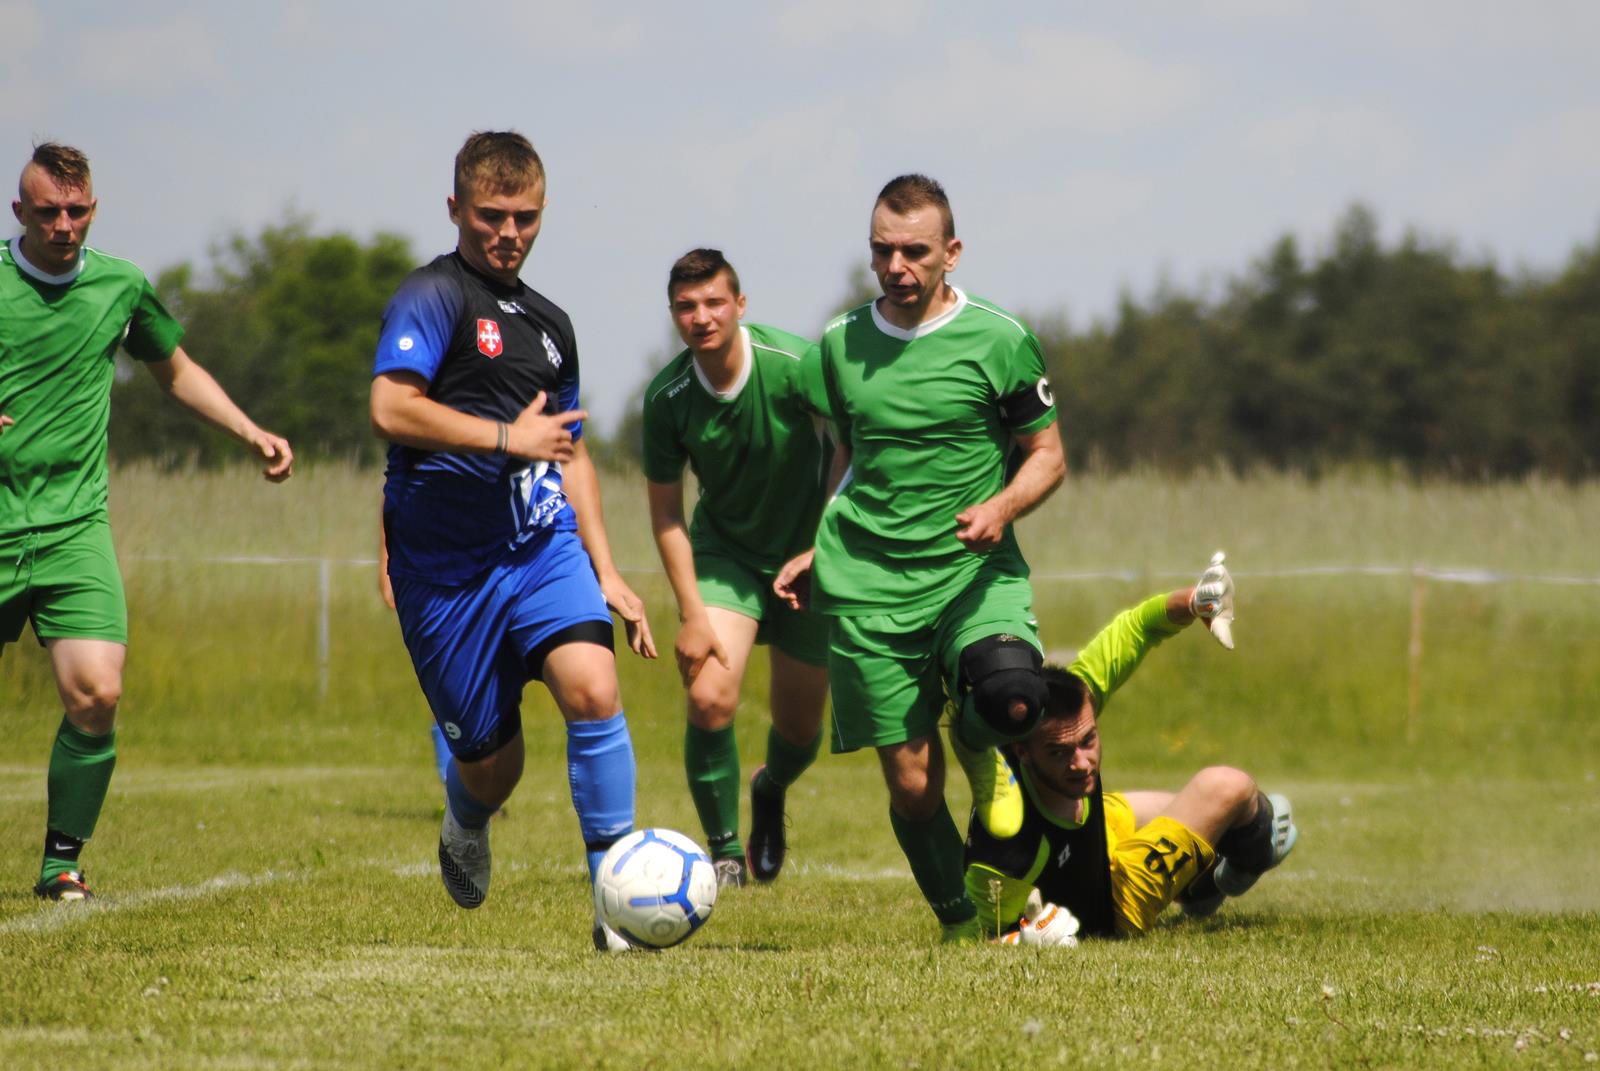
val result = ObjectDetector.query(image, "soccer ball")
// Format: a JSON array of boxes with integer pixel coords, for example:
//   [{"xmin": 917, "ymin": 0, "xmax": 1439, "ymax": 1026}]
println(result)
[{"xmin": 593, "ymin": 828, "xmax": 717, "ymax": 949}]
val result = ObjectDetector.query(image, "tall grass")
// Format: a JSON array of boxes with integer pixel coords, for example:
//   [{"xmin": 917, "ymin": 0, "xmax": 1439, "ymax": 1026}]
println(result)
[{"xmin": 2, "ymin": 465, "xmax": 1598, "ymax": 1068}]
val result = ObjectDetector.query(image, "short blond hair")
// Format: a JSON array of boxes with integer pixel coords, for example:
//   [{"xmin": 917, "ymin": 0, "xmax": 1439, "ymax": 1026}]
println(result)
[{"xmin": 454, "ymin": 131, "xmax": 544, "ymax": 201}]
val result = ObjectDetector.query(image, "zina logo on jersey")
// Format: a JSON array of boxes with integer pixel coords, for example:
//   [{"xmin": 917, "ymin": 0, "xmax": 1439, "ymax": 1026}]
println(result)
[
  {"xmin": 477, "ymin": 319, "xmax": 503, "ymax": 358},
  {"xmin": 541, "ymin": 331, "xmax": 563, "ymax": 369}
]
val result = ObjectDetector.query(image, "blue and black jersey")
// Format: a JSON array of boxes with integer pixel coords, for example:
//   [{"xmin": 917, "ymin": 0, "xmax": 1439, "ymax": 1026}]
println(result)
[{"xmin": 375, "ymin": 252, "xmax": 581, "ymax": 585}]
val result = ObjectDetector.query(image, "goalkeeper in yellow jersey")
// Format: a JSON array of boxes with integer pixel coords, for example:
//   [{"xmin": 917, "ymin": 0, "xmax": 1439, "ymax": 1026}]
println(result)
[{"xmin": 964, "ymin": 554, "xmax": 1299, "ymax": 944}]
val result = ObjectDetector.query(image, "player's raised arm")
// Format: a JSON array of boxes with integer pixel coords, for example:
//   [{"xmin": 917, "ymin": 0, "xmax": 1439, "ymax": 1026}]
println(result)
[{"xmin": 144, "ymin": 345, "xmax": 293, "ymax": 481}]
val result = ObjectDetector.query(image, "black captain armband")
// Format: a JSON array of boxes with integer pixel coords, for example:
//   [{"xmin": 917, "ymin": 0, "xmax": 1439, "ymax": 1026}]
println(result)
[{"xmin": 997, "ymin": 377, "xmax": 1056, "ymax": 430}]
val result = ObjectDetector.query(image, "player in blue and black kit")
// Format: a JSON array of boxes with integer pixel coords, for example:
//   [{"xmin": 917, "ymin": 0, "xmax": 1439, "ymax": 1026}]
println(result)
[{"xmin": 370, "ymin": 131, "xmax": 657, "ymax": 950}]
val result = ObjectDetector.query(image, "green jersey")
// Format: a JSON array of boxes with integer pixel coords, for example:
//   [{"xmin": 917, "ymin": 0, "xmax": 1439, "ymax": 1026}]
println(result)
[
  {"xmin": 812, "ymin": 288, "xmax": 1056, "ymax": 615},
  {"xmin": 641, "ymin": 323, "xmax": 830, "ymax": 572},
  {"xmin": 0, "ymin": 239, "xmax": 183, "ymax": 534}
]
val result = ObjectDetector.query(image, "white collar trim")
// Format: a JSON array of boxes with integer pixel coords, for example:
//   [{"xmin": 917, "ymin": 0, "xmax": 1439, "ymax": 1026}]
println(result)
[
  {"xmin": 692, "ymin": 325, "xmax": 753, "ymax": 402},
  {"xmin": 869, "ymin": 285, "xmax": 967, "ymax": 340},
  {"xmin": 10, "ymin": 237, "xmax": 84, "ymax": 285}
]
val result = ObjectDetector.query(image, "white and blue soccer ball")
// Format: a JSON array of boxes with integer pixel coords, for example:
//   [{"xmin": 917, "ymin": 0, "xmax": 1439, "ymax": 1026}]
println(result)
[{"xmin": 593, "ymin": 828, "xmax": 717, "ymax": 949}]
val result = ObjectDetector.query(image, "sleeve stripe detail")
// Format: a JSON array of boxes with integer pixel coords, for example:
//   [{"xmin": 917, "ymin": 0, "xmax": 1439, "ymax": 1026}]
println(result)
[
  {"xmin": 750, "ymin": 341, "xmax": 804, "ymax": 361},
  {"xmin": 83, "ymin": 247, "xmax": 145, "ymax": 270},
  {"xmin": 967, "ymin": 298, "xmax": 1028, "ymax": 336},
  {"xmin": 824, "ymin": 301, "xmax": 874, "ymax": 333}
]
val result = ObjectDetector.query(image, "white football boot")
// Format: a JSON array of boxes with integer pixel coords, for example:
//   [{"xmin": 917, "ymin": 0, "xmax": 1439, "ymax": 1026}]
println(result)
[
  {"xmin": 438, "ymin": 805, "xmax": 491, "ymax": 909},
  {"xmin": 1214, "ymin": 792, "xmax": 1298, "ymax": 897}
]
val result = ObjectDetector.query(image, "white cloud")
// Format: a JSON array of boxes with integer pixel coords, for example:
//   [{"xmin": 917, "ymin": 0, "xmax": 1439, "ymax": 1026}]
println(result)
[
  {"xmin": 1427, "ymin": 106, "xmax": 1600, "ymax": 236},
  {"xmin": 1347, "ymin": 0, "xmax": 1600, "ymax": 57},
  {"xmin": 0, "ymin": 1, "xmax": 45, "ymax": 122},
  {"xmin": 505, "ymin": 5, "xmax": 649, "ymax": 56},
  {"xmin": 1242, "ymin": 106, "xmax": 1420, "ymax": 181},
  {"xmin": 771, "ymin": 0, "xmax": 929, "ymax": 47},
  {"xmin": 79, "ymin": 15, "xmax": 227, "ymax": 94},
  {"xmin": 1203, "ymin": 0, "xmax": 1313, "ymax": 17},
  {"xmin": 931, "ymin": 30, "xmax": 1202, "ymax": 139}
]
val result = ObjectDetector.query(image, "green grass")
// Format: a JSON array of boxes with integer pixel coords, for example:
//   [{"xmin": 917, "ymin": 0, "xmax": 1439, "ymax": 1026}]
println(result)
[{"xmin": 2, "ymin": 464, "xmax": 1599, "ymax": 1069}]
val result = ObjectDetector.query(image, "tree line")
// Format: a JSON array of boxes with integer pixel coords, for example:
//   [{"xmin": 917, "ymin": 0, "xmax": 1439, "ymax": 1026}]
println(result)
[{"xmin": 109, "ymin": 206, "xmax": 1600, "ymax": 479}]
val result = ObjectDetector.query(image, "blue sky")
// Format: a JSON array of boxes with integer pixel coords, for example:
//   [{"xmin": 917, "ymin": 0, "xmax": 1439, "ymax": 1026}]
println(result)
[{"xmin": 6, "ymin": 1, "xmax": 1598, "ymax": 430}]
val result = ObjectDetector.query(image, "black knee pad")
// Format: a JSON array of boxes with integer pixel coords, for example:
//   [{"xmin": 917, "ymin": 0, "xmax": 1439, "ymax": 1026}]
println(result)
[{"xmin": 959, "ymin": 635, "xmax": 1047, "ymax": 739}]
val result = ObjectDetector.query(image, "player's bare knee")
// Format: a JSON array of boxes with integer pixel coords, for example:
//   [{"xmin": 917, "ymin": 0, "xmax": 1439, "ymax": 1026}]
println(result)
[
  {"xmin": 1195, "ymin": 765, "xmax": 1256, "ymax": 815},
  {"xmin": 61, "ymin": 677, "xmax": 120, "ymax": 731},
  {"xmin": 887, "ymin": 780, "xmax": 941, "ymax": 822},
  {"xmin": 686, "ymin": 680, "xmax": 738, "ymax": 729}
]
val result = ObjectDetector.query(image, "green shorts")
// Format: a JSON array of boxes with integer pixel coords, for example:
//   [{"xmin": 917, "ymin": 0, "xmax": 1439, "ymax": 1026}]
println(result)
[
  {"xmin": 826, "ymin": 562, "xmax": 1039, "ymax": 753},
  {"xmin": 695, "ymin": 546, "xmax": 829, "ymax": 667},
  {"xmin": 0, "ymin": 518, "xmax": 127, "ymax": 652}
]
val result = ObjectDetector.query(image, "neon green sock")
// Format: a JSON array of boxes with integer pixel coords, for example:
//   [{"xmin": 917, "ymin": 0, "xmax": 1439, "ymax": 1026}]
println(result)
[
  {"xmin": 755, "ymin": 726, "xmax": 821, "ymax": 794},
  {"xmin": 43, "ymin": 718, "xmax": 116, "ymax": 881},
  {"xmin": 889, "ymin": 802, "xmax": 976, "ymax": 927},
  {"xmin": 684, "ymin": 723, "xmax": 742, "ymax": 859}
]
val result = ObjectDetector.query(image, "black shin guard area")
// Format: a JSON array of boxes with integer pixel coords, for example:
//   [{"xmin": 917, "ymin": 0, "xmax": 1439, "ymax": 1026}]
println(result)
[
  {"xmin": 524, "ymin": 619, "xmax": 616, "ymax": 681},
  {"xmin": 959, "ymin": 635, "xmax": 1047, "ymax": 740},
  {"xmin": 1217, "ymin": 790, "xmax": 1275, "ymax": 873}
]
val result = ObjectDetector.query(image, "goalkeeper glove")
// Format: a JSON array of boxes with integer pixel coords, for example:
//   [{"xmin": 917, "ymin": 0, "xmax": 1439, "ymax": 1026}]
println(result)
[
  {"xmin": 997, "ymin": 889, "xmax": 1080, "ymax": 948},
  {"xmin": 1189, "ymin": 550, "xmax": 1235, "ymax": 650}
]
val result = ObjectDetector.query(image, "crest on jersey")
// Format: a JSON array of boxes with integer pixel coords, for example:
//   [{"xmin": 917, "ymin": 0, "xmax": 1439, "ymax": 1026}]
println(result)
[{"xmin": 477, "ymin": 319, "xmax": 504, "ymax": 358}]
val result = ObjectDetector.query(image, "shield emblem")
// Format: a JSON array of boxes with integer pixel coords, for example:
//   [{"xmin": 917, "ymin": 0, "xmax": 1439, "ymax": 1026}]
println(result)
[{"xmin": 477, "ymin": 319, "xmax": 503, "ymax": 358}]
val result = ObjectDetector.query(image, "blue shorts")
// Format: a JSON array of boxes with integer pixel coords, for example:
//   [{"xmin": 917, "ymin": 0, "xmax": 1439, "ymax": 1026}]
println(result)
[{"xmin": 391, "ymin": 529, "xmax": 613, "ymax": 761}]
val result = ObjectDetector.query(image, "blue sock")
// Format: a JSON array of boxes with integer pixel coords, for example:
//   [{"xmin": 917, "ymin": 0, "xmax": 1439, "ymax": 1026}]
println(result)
[
  {"xmin": 567, "ymin": 711, "xmax": 635, "ymax": 882},
  {"xmin": 444, "ymin": 760, "xmax": 496, "ymax": 830},
  {"xmin": 430, "ymin": 723, "xmax": 452, "ymax": 785}
]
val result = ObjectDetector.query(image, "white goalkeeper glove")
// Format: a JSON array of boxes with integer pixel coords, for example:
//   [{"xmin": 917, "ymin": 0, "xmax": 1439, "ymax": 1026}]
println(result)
[
  {"xmin": 1189, "ymin": 550, "xmax": 1235, "ymax": 650},
  {"xmin": 998, "ymin": 888, "xmax": 1080, "ymax": 948}
]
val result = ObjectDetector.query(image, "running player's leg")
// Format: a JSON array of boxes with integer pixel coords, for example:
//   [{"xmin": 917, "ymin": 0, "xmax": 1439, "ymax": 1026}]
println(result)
[
  {"xmin": 682, "ymin": 606, "xmax": 759, "ymax": 879},
  {"xmin": 877, "ymin": 733, "xmax": 976, "ymax": 941},
  {"xmin": 29, "ymin": 520, "xmax": 129, "ymax": 900},
  {"xmin": 939, "ymin": 566, "xmax": 1044, "ymax": 838},
  {"xmin": 540, "ymin": 640, "xmax": 634, "ymax": 881},
  {"xmin": 509, "ymin": 532, "xmax": 636, "ymax": 886},
  {"xmin": 429, "ymin": 722, "xmax": 452, "ymax": 785},
  {"xmin": 38, "ymin": 638, "xmax": 123, "ymax": 899},
  {"xmin": 831, "ymin": 611, "xmax": 976, "ymax": 939},
  {"xmin": 746, "ymin": 645, "xmax": 826, "ymax": 883},
  {"xmin": 391, "ymin": 569, "xmax": 523, "ymax": 909}
]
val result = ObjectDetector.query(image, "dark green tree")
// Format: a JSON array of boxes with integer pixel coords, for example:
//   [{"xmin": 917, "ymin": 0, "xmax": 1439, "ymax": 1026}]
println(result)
[{"xmin": 109, "ymin": 218, "xmax": 416, "ymax": 466}]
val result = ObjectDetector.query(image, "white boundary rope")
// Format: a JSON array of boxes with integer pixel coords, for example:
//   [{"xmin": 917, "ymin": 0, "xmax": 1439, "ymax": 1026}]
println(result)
[{"xmin": 121, "ymin": 555, "xmax": 1600, "ymax": 700}]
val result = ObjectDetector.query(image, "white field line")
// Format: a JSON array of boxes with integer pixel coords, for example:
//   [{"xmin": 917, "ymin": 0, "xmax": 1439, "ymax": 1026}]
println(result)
[
  {"xmin": 121, "ymin": 555, "xmax": 1600, "ymax": 588},
  {"xmin": 0, "ymin": 858, "xmax": 533, "ymax": 935},
  {"xmin": 0, "ymin": 765, "xmax": 403, "ymax": 804},
  {"xmin": 0, "ymin": 868, "xmax": 312, "ymax": 934}
]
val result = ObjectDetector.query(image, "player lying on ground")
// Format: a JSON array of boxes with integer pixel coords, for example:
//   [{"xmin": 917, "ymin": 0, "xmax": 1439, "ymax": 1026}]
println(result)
[
  {"xmin": 965, "ymin": 554, "xmax": 1299, "ymax": 943},
  {"xmin": 643, "ymin": 249, "xmax": 833, "ymax": 887}
]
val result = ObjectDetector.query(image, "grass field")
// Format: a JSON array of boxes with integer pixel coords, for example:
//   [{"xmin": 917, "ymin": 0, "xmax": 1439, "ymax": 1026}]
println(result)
[{"xmin": 2, "ymin": 464, "xmax": 1598, "ymax": 1069}]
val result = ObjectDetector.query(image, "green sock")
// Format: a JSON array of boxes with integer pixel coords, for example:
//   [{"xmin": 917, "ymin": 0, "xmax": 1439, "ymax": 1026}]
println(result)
[
  {"xmin": 43, "ymin": 718, "xmax": 117, "ymax": 881},
  {"xmin": 755, "ymin": 726, "xmax": 821, "ymax": 794},
  {"xmin": 889, "ymin": 802, "xmax": 977, "ymax": 926},
  {"xmin": 684, "ymin": 723, "xmax": 742, "ymax": 859}
]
